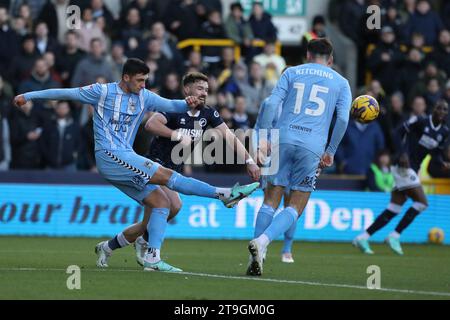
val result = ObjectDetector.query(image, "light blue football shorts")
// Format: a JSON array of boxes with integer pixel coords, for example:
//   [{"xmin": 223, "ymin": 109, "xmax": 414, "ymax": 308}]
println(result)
[
  {"xmin": 95, "ymin": 150, "xmax": 161, "ymax": 205},
  {"xmin": 267, "ymin": 143, "xmax": 320, "ymax": 192}
]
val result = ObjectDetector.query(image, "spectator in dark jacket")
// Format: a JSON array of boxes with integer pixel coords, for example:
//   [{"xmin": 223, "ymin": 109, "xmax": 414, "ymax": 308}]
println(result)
[
  {"xmin": 444, "ymin": 80, "xmax": 450, "ymax": 126},
  {"xmin": 78, "ymin": 105, "xmax": 96, "ymax": 171},
  {"xmin": 36, "ymin": 0, "xmax": 70, "ymax": 43},
  {"xmin": 55, "ymin": 30, "xmax": 86, "ymax": 87},
  {"xmin": 366, "ymin": 26, "xmax": 404, "ymax": 94},
  {"xmin": 423, "ymin": 78, "xmax": 443, "ymax": 112},
  {"xmin": 164, "ymin": 0, "xmax": 200, "ymax": 41},
  {"xmin": 407, "ymin": 61, "xmax": 448, "ymax": 103},
  {"xmin": 398, "ymin": 48, "xmax": 423, "ymax": 98},
  {"xmin": 378, "ymin": 91, "xmax": 408, "ymax": 152},
  {"xmin": 18, "ymin": 58, "xmax": 60, "ymax": 111},
  {"xmin": 199, "ymin": 10, "xmax": 226, "ymax": 65},
  {"xmin": 427, "ymin": 29, "xmax": 450, "ymax": 79},
  {"xmin": 249, "ymin": 1, "xmax": 277, "ymax": 42},
  {"xmin": 443, "ymin": 0, "xmax": 450, "ymax": 30},
  {"xmin": 120, "ymin": 0, "xmax": 159, "ymax": 30},
  {"xmin": 159, "ymin": 72, "xmax": 183, "ymax": 100},
  {"xmin": 118, "ymin": 7, "xmax": 144, "ymax": 58},
  {"xmin": 408, "ymin": 95, "xmax": 428, "ymax": 119},
  {"xmin": 8, "ymin": 34, "xmax": 40, "ymax": 88},
  {"xmin": 143, "ymin": 37, "xmax": 174, "ymax": 89},
  {"xmin": 335, "ymin": 119, "xmax": 385, "ymax": 175},
  {"xmin": 33, "ymin": 21, "xmax": 59, "ymax": 55},
  {"xmin": 197, "ymin": 0, "xmax": 222, "ymax": 14},
  {"xmin": 0, "ymin": 75, "xmax": 12, "ymax": 170},
  {"xmin": 0, "ymin": 6, "xmax": 20, "ymax": 79},
  {"xmin": 382, "ymin": 5, "xmax": 406, "ymax": 42},
  {"xmin": 40, "ymin": 100, "xmax": 80, "ymax": 171},
  {"xmin": 338, "ymin": 0, "xmax": 366, "ymax": 44},
  {"xmin": 405, "ymin": 0, "xmax": 444, "ymax": 45},
  {"xmin": 9, "ymin": 100, "xmax": 42, "ymax": 169}
]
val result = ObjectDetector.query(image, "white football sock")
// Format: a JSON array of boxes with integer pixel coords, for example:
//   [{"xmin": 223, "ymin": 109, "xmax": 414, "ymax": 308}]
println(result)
[
  {"xmin": 116, "ymin": 232, "xmax": 130, "ymax": 247},
  {"xmin": 216, "ymin": 187, "xmax": 231, "ymax": 199},
  {"xmin": 256, "ymin": 234, "xmax": 270, "ymax": 248},
  {"xmin": 102, "ymin": 241, "xmax": 112, "ymax": 254},
  {"xmin": 389, "ymin": 231, "xmax": 401, "ymax": 239},
  {"xmin": 136, "ymin": 236, "xmax": 147, "ymax": 245},
  {"xmin": 145, "ymin": 248, "xmax": 161, "ymax": 263},
  {"xmin": 357, "ymin": 232, "xmax": 370, "ymax": 240}
]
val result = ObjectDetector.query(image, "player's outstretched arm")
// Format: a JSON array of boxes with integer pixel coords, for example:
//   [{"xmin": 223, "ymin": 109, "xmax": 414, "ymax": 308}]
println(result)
[
  {"xmin": 147, "ymin": 91, "xmax": 200, "ymax": 113},
  {"xmin": 13, "ymin": 84, "xmax": 102, "ymax": 109}
]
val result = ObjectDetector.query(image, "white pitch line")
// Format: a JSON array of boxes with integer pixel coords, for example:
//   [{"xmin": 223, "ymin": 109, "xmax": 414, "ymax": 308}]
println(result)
[{"xmin": 1, "ymin": 267, "xmax": 449, "ymax": 298}]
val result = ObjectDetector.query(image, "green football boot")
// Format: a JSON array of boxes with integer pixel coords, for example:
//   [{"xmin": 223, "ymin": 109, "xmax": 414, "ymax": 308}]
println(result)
[
  {"xmin": 386, "ymin": 236, "xmax": 404, "ymax": 255},
  {"xmin": 352, "ymin": 238, "xmax": 374, "ymax": 255},
  {"xmin": 143, "ymin": 260, "xmax": 183, "ymax": 272},
  {"xmin": 221, "ymin": 182, "xmax": 260, "ymax": 208}
]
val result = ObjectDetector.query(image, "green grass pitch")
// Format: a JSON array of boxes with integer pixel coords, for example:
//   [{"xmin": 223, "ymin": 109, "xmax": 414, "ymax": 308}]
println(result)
[{"xmin": 0, "ymin": 237, "xmax": 449, "ymax": 300}]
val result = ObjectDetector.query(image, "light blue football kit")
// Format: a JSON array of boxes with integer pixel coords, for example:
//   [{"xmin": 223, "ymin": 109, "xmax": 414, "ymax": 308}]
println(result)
[
  {"xmin": 258, "ymin": 63, "xmax": 352, "ymax": 192},
  {"xmin": 248, "ymin": 63, "xmax": 352, "ymax": 272},
  {"xmin": 24, "ymin": 83, "xmax": 194, "ymax": 204}
]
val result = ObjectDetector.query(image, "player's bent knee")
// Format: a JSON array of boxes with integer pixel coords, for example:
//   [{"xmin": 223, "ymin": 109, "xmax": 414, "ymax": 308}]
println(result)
[
  {"xmin": 143, "ymin": 188, "xmax": 170, "ymax": 208},
  {"xmin": 151, "ymin": 166, "xmax": 174, "ymax": 185},
  {"xmin": 412, "ymin": 202, "xmax": 427, "ymax": 212},
  {"xmin": 170, "ymin": 200, "xmax": 182, "ymax": 217}
]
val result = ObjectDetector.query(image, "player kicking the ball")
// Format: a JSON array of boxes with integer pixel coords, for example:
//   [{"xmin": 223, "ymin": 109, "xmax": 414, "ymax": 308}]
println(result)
[
  {"xmin": 353, "ymin": 100, "xmax": 449, "ymax": 255},
  {"xmin": 13, "ymin": 58, "xmax": 260, "ymax": 272},
  {"xmin": 247, "ymin": 38, "xmax": 352, "ymax": 276}
]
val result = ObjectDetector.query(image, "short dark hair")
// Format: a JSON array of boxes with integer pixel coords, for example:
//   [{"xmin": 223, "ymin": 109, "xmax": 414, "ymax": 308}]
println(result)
[
  {"xmin": 90, "ymin": 37, "xmax": 102, "ymax": 46},
  {"xmin": 65, "ymin": 30, "xmax": 78, "ymax": 37},
  {"xmin": 230, "ymin": 2, "xmax": 243, "ymax": 12},
  {"xmin": 182, "ymin": 72, "xmax": 208, "ymax": 86},
  {"xmin": 307, "ymin": 38, "xmax": 333, "ymax": 59},
  {"xmin": 122, "ymin": 58, "xmax": 150, "ymax": 77},
  {"xmin": 22, "ymin": 34, "xmax": 35, "ymax": 43}
]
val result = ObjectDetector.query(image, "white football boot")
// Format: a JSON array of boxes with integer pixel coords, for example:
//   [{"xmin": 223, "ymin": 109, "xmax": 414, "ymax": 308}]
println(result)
[
  {"xmin": 95, "ymin": 241, "xmax": 111, "ymax": 268},
  {"xmin": 134, "ymin": 236, "xmax": 148, "ymax": 266}
]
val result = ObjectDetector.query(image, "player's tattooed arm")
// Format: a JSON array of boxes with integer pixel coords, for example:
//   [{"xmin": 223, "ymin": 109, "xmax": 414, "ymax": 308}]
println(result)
[{"xmin": 215, "ymin": 123, "xmax": 261, "ymax": 181}]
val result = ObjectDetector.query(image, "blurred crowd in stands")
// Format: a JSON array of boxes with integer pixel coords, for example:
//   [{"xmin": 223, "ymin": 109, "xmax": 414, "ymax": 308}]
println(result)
[
  {"xmin": 0, "ymin": 0, "xmax": 449, "ymax": 192},
  {"xmin": 329, "ymin": 0, "xmax": 450, "ymax": 191}
]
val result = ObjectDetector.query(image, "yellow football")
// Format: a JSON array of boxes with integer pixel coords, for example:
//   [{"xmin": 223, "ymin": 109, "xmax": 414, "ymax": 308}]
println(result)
[
  {"xmin": 428, "ymin": 227, "xmax": 445, "ymax": 244},
  {"xmin": 351, "ymin": 95, "xmax": 380, "ymax": 124}
]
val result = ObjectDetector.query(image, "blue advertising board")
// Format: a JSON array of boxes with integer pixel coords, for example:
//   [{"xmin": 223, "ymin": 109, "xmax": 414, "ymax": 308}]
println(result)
[{"xmin": 1, "ymin": 183, "xmax": 449, "ymax": 244}]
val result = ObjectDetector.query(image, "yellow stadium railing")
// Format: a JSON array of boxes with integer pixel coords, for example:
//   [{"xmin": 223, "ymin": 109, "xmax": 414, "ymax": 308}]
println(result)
[
  {"xmin": 422, "ymin": 178, "xmax": 450, "ymax": 195},
  {"xmin": 177, "ymin": 38, "xmax": 282, "ymax": 62}
]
